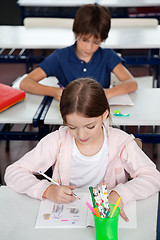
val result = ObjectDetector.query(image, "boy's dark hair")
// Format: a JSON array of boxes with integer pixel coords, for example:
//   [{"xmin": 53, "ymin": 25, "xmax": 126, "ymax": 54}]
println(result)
[
  {"xmin": 73, "ymin": 4, "xmax": 111, "ymax": 41},
  {"xmin": 60, "ymin": 78, "xmax": 110, "ymax": 124}
]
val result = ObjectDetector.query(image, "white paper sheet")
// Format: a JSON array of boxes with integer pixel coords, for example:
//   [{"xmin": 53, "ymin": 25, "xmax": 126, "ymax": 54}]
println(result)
[
  {"xmin": 108, "ymin": 94, "xmax": 134, "ymax": 106},
  {"xmin": 35, "ymin": 192, "xmax": 89, "ymax": 228},
  {"xmin": 35, "ymin": 192, "xmax": 137, "ymax": 228}
]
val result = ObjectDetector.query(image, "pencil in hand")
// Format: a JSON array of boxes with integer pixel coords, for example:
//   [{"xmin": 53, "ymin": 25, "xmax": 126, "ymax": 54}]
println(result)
[
  {"xmin": 38, "ymin": 171, "xmax": 59, "ymax": 186},
  {"xmin": 73, "ymin": 193, "xmax": 80, "ymax": 200},
  {"xmin": 38, "ymin": 171, "xmax": 80, "ymax": 199}
]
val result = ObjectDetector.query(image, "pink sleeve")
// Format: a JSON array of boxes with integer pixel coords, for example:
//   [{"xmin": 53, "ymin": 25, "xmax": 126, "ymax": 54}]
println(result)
[
  {"xmin": 4, "ymin": 132, "xmax": 59, "ymax": 200},
  {"xmin": 113, "ymin": 140, "xmax": 160, "ymax": 204}
]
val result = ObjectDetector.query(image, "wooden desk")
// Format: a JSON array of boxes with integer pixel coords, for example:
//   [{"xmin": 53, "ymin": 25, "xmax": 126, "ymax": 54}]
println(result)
[
  {"xmin": 43, "ymin": 88, "xmax": 160, "ymax": 143},
  {"xmin": 0, "ymin": 93, "xmax": 44, "ymax": 125},
  {"xmin": 0, "ymin": 25, "xmax": 159, "ymax": 79},
  {"xmin": 17, "ymin": 0, "xmax": 95, "ymax": 7},
  {"xmin": 0, "ymin": 25, "xmax": 160, "ymax": 49},
  {"xmin": 0, "ymin": 25, "xmax": 159, "ymax": 76},
  {"xmin": 100, "ymin": 0, "xmax": 160, "ymax": 7},
  {"xmin": 17, "ymin": 0, "xmax": 160, "ymax": 20},
  {"xmin": 17, "ymin": 0, "xmax": 160, "ymax": 7},
  {"xmin": 103, "ymin": 26, "xmax": 160, "ymax": 49},
  {"xmin": 0, "ymin": 186, "xmax": 159, "ymax": 240},
  {"xmin": 0, "ymin": 77, "xmax": 54, "ymax": 141},
  {"xmin": 44, "ymin": 89, "xmax": 160, "ymax": 126}
]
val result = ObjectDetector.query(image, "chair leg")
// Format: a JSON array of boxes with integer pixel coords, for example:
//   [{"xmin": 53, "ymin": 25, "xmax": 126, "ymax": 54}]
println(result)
[
  {"xmin": 5, "ymin": 140, "xmax": 10, "ymax": 152},
  {"xmin": 153, "ymin": 144, "xmax": 158, "ymax": 159},
  {"xmin": 152, "ymin": 126, "xmax": 158, "ymax": 159}
]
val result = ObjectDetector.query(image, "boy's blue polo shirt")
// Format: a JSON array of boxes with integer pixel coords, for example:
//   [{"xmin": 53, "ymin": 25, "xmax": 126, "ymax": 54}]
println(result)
[{"xmin": 39, "ymin": 44, "xmax": 124, "ymax": 88}]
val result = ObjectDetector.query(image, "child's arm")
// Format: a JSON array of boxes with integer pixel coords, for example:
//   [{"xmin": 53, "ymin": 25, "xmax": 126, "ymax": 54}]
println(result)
[
  {"xmin": 43, "ymin": 184, "xmax": 76, "ymax": 203},
  {"xmin": 105, "ymin": 63, "xmax": 138, "ymax": 99},
  {"xmin": 20, "ymin": 67, "xmax": 63, "ymax": 101},
  {"xmin": 4, "ymin": 132, "xmax": 60, "ymax": 200},
  {"xmin": 113, "ymin": 140, "xmax": 160, "ymax": 204},
  {"xmin": 108, "ymin": 190, "xmax": 129, "ymax": 222}
]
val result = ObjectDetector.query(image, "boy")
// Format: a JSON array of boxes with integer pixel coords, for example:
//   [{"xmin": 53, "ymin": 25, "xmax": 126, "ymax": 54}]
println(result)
[{"xmin": 20, "ymin": 4, "xmax": 137, "ymax": 101}]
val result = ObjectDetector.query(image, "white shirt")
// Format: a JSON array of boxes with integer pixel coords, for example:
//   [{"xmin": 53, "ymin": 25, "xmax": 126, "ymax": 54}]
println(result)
[{"xmin": 70, "ymin": 126, "xmax": 108, "ymax": 188}]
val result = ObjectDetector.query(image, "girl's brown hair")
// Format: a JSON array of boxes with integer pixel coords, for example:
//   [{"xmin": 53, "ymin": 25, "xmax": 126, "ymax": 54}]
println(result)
[
  {"xmin": 73, "ymin": 4, "xmax": 111, "ymax": 41},
  {"xmin": 60, "ymin": 78, "xmax": 110, "ymax": 124}
]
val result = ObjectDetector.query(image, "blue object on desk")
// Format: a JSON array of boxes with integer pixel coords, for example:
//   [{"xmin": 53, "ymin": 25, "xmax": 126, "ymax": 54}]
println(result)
[{"xmin": 113, "ymin": 110, "xmax": 130, "ymax": 117}]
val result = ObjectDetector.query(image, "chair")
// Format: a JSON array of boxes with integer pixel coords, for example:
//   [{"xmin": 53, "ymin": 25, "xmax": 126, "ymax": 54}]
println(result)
[
  {"xmin": 111, "ymin": 18, "xmax": 158, "ymax": 28},
  {"xmin": 24, "ymin": 17, "xmax": 74, "ymax": 28},
  {"xmin": 24, "ymin": 17, "xmax": 158, "ymax": 28}
]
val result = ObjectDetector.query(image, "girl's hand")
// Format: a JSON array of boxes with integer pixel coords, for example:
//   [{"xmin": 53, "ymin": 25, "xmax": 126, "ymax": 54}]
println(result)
[
  {"xmin": 108, "ymin": 191, "xmax": 129, "ymax": 222},
  {"xmin": 43, "ymin": 184, "xmax": 77, "ymax": 203}
]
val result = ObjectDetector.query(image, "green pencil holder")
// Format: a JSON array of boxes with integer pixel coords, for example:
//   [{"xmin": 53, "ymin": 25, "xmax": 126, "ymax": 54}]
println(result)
[{"xmin": 93, "ymin": 204, "xmax": 120, "ymax": 240}]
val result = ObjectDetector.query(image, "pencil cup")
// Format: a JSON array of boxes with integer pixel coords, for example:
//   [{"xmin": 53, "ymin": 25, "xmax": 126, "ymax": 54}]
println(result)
[{"xmin": 93, "ymin": 204, "xmax": 120, "ymax": 240}]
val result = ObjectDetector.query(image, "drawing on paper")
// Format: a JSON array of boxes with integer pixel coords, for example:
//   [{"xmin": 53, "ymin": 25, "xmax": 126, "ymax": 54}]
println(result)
[
  {"xmin": 35, "ymin": 192, "xmax": 91, "ymax": 228},
  {"xmin": 43, "ymin": 200, "xmax": 80, "ymax": 223}
]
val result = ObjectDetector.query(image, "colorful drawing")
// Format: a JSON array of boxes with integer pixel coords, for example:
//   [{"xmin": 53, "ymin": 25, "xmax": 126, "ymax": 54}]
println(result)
[
  {"xmin": 43, "ymin": 201, "xmax": 80, "ymax": 222},
  {"xmin": 35, "ymin": 192, "xmax": 90, "ymax": 228},
  {"xmin": 43, "ymin": 214, "xmax": 50, "ymax": 220}
]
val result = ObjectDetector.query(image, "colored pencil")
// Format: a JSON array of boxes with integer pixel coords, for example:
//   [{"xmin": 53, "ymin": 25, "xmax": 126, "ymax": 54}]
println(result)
[
  {"xmin": 38, "ymin": 171, "xmax": 80, "ymax": 199},
  {"xmin": 57, "ymin": 82, "xmax": 64, "ymax": 88},
  {"xmin": 94, "ymin": 207, "xmax": 101, "ymax": 217},
  {"xmin": 89, "ymin": 186, "xmax": 96, "ymax": 208},
  {"xmin": 93, "ymin": 188, "xmax": 106, "ymax": 218},
  {"xmin": 102, "ymin": 182, "xmax": 110, "ymax": 211},
  {"xmin": 86, "ymin": 202, "xmax": 96, "ymax": 215},
  {"xmin": 109, "ymin": 197, "xmax": 121, "ymax": 218},
  {"xmin": 38, "ymin": 171, "xmax": 59, "ymax": 186},
  {"xmin": 97, "ymin": 184, "xmax": 108, "ymax": 217}
]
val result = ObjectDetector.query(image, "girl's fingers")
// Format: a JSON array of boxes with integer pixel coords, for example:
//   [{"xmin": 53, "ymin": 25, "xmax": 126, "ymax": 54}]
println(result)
[
  {"xmin": 120, "ymin": 209, "xmax": 129, "ymax": 222},
  {"xmin": 60, "ymin": 186, "xmax": 76, "ymax": 202},
  {"xmin": 69, "ymin": 185, "xmax": 77, "ymax": 190},
  {"xmin": 61, "ymin": 194, "xmax": 76, "ymax": 203},
  {"xmin": 44, "ymin": 185, "xmax": 77, "ymax": 203}
]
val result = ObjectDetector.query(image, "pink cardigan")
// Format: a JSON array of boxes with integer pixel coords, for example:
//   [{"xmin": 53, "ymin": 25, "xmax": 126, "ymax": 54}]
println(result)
[{"xmin": 4, "ymin": 125, "xmax": 160, "ymax": 204}]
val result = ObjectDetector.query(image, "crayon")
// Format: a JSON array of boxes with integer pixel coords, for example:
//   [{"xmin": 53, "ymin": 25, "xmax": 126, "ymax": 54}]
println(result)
[
  {"xmin": 86, "ymin": 202, "xmax": 96, "ymax": 216},
  {"xmin": 38, "ymin": 170, "xmax": 80, "ymax": 199},
  {"xmin": 109, "ymin": 197, "xmax": 121, "ymax": 218},
  {"xmin": 89, "ymin": 186, "xmax": 96, "ymax": 208}
]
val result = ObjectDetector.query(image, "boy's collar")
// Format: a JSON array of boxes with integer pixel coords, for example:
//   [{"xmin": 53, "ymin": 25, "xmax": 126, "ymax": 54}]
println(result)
[{"xmin": 69, "ymin": 43, "xmax": 101, "ymax": 64}]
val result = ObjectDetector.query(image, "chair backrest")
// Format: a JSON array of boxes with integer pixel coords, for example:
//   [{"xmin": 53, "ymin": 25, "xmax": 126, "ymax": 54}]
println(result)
[
  {"xmin": 24, "ymin": 17, "xmax": 74, "ymax": 28},
  {"xmin": 24, "ymin": 17, "xmax": 158, "ymax": 28},
  {"xmin": 111, "ymin": 18, "xmax": 158, "ymax": 28}
]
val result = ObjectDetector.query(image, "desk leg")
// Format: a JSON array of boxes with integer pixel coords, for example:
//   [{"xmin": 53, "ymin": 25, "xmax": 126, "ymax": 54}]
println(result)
[
  {"xmin": 157, "ymin": 192, "xmax": 160, "ymax": 240},
  {"xmin": 0, "ymin": 174, "xmax": 2, "ymax": 185}
]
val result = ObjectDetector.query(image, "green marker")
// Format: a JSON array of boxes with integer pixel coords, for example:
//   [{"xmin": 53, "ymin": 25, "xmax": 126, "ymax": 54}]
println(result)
[{"xmin": 89, "ymin": 186, "xmax": 96, "ymax": 208}]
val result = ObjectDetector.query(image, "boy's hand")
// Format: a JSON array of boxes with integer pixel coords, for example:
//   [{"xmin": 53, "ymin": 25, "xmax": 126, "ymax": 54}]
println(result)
[
  {"xmin": 108, "ymin": 190, "xmax": 129, "ymax": 222},
  {"xmin": 54, "ymin": 87, "xmax": 64, "ymax": 101},
  {"xmin": 43, "ymin": 184, "xmax": 77, "ymax": 203}
]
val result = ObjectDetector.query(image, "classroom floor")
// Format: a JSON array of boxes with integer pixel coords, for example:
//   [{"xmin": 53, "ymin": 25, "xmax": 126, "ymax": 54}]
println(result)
[{"xmin": 0, "ymin": 63, "xmax": 160, "ymax": 185}]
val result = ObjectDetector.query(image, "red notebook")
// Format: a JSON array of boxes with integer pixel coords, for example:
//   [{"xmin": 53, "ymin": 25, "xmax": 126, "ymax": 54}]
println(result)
[{"xmin": 0, "ymin": 83, "xmax": 26, "ymax": 112}]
